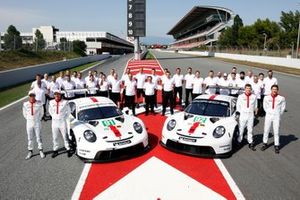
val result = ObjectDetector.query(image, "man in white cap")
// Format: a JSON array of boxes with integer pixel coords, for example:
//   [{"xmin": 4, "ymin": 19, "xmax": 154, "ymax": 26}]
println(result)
[
  {"xmin": 48, "ymin": 90, "xmax": 72, "ymax": 158},
  {"xmin": 22, "ymin": 91, "xmax": 45, "ymax": 159}
]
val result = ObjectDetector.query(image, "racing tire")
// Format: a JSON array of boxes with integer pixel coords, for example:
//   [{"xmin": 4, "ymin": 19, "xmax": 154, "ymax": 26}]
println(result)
[
  {"xmin": 69, "ymin": 130, "xmax": 77, "ymax": 154},
  {"xmin": 232, "ymin": 126, "xmax": 240, "ymax": 151}
]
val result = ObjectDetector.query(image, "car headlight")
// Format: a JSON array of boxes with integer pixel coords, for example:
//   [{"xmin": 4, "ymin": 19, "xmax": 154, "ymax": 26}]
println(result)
[
  {"xmin": 83, "ymin": 130, "xmax": 97, "ymax": 142},
  {"xmin": 133, "ymin": 122, "xmax": 143, "ymax": 134},
  {"xmin": 213, "ymin": 126, "xmax": 226, "ymax": 138},
  {"xmin": 167, "ymin": 119, "xmax": 176, "ymax": 131}
]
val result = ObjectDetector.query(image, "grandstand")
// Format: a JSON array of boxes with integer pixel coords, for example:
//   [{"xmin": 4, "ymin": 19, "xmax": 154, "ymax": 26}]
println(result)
[{"xmin": 167, "ymin": 6, "xmax": 234, "ymax": 50}]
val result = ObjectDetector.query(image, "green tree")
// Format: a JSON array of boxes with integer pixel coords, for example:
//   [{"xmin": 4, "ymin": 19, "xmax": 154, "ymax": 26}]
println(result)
[
  {"xmin": 3, "ymin": 25, "xmax": 22, "ymax": 50},
  {"xmin": 59, "ymin": 37, "xmax": 68, "ymax": 51},
  {"xmin": 218, "ymin": 27, "xmax": 233, "ymax": 48},
  {"xmin": 279, "ymin": 10, "xmax": 300, "ymax": 48},
  {"xmin": 72, "ymin": 40, "xmax": 86, "ymax": 56},
  {"xmin": 33, "ymin": 29, "xmax": 46, "ymax": 51},
  {"xmin": 232, "ymin": 15, "xmax": 243, "ymax": 46}
]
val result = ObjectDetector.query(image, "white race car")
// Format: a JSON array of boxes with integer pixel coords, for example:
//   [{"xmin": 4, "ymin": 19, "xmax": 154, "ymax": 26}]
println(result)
[
  {"xmin": 161, "ymin": 94, "xmax": 239, "ymax": 157},
  {"xmin": 67, "ymin": 96, "xmax": 149, "ymax": 162}
]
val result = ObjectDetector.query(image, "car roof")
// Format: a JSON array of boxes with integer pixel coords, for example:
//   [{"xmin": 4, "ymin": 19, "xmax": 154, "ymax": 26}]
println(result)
[
  {"xmin": 70, "ymin": 97, "xmax": 116, "ymax": 109},
  {"xmin": 194, "ymin": 94, "xmax": 235, "ymax": 103}
]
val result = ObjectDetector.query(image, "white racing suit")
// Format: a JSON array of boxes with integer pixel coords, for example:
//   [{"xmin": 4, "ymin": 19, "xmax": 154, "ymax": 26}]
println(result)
[
  {"xmin": 263, "ymin": 94, "xmax": 286, "ymax": 146},
  {"xmin": 22, "ymin": 101, "xmax": 43, "ymax": 150},
  {"xmin": 48, "ymin": 99, "xmax": 71, "ymax": 151},
  {"xmin": 236, "ymin": 93, "xmax": 257, "ymax": 143}
]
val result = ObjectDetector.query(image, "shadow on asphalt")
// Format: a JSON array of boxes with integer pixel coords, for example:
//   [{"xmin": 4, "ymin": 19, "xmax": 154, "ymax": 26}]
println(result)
[{"xmin": 253, "ymin": 133, "xmax": 298, "ymax": 150}]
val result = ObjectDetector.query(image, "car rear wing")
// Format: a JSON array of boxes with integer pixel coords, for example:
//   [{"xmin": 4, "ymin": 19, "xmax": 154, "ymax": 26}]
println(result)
[
  {"xmin": 61, "ymin": 88, "xmax": 99, "ymax": 97},
  {"xmin": 207, "ymin": 85, "xmax": 244, "ymax": 95}
]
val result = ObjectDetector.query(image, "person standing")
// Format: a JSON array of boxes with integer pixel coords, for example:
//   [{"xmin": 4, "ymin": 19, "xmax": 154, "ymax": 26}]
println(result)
[
  {"xmin": 203, "ymin": 70, "xmax": 217, "ymax": 94},
  {"xmin": 263, "ymin": 70, "xmax": 278, "ymax": 96},
  {"xmin": 150, "ymin": 68, "xmax": 160, "ymax": 108},
  {"xmin": 48, "ymin": 76, "xmax": 59, "ymax": 100},
  {"xmin": 192, "ymin": 70, "xmax": 204, "ymax": 100},
  {"xmin": 184, "ymin": 67, "xmax": 195, "ymax": 107},
  {"xmin": 219, "ymin": 73, "xmax": 230, "ymax": 95},
  {"xmin": 261, "ymin": 85, "xmax": 286, "ymax": 154},
  {"xmin": 109, "ymin": 73, "xmax": 122, "ymax": 108},
  {"xmin": 134, "ymin": 68, "xmax": 147, "ymax": 108},
  {"xmin": 162, "ymin": 71, "xmax": 175, "ymax": 116},
  {"xmin": 107, "ymin": 69, "xmax": 116, "ymax": 98},
  {"xmin": 61, "ymin": 74, "xmax": 76, "ymax": 100},
  {"xmin": 56, "ymin": 71, "xmax": 65, "ymax": 89},
  {"xmin": 98, "ymin": 74, "xmax": 109, "ymax": 97},
  {"xmin": 74, "ymin": 72, "xmax": 86, "ymax": 98},
  {"xmin": 236, "ymin": 84, "xmax": 258, "ymax": 150},
  {"xmin": 124, "ymin": 73, "xmax": 137, "ymax": 116},
  {"xmin": 48, "ymin": 90, "xmax": 72, "ymax": 158},
  {"xmin": 144, "ymin": 76, "xmax": 156, "ymax": 115},
  {"xmin": 86, "ymin": 75, "xmax": 98, "ymax": 96},
  {"xmin": 251, "ymin": 75, "xmax": 264, "ymax": 116},
  {"xmin": 173, "ymin": 68, "xmax": 184, "ymax": 107},
  {"xmin": 22, "ymin": 91, "xmax": 45, "ymax": 159},
  {"xmin": 228, "ymin": 72, "xmax": 239, "ymax": 97},
  {"xmin": 33, "ymin": 80, "xmax": 47, "ymax": 121}
]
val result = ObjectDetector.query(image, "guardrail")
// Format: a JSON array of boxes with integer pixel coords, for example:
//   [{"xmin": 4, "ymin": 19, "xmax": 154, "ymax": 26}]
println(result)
[{"xmin": 0, "ymin": 55, "xmax": 111, "ymax": 90}]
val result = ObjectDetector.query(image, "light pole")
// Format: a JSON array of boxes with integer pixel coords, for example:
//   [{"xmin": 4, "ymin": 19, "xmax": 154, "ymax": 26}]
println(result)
[
  {"xmin": 263, "ymin": 33, "xmax": 267, "ymax": 51},
  {"xmin": 296, "ymin": 12, "xmax": 300, "ymax": 58},
  {"xmin": 291, "ymin": 42, "xmax": 294, "ymax": 58}
]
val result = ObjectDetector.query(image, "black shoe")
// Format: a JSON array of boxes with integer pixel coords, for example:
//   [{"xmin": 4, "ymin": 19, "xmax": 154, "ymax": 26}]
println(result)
[
  {"xmin": 52, "ymin": 151, "xmax": 58, "ymax": 158},
  {"xmin": 249, "ymin": 143, "xmax": 256, "ymax": 151},
  {"xmin": 275, "ymin": 146, "xmax": 280, "ymax": 154},
  {"xmin": 67, "ymin": 150, "xmax": 73, "ymax": 157},
  {"xmin": 261, "ymin": 143, "xmax": 268, "ymax": 151}
]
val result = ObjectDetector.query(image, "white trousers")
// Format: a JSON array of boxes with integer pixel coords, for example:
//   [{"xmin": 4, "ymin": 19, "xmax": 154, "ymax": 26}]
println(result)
[
  {"xmin": 238, "ymin": 113, "xmax": 254, "ymax": 144},
  {"xmin": 52, "ymin": 120, "xmax": 70, "ymax": 151},
  {"xmin": 26, "ymin": 121, "xmax": 43, "ymax": 150},
  {"xmin": 263, "ymin": 114, "xmax": 280, "ymax": 146}
]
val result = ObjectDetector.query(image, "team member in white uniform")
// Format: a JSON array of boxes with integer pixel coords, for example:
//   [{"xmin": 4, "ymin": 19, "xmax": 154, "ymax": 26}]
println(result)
[
  {"xmin": 109, "ymin": 73, "xmax": 122, "ymax": 107},
  {"xmin": 162, "ymin": 71, "xmax": 175, "ymax": 116},
  {"xmin": 98, "ymin": 74, "xmax": 109, "ymax": 97},
  {"xmin": 86, "ymin": 75, "xmax": 98, "ymax": 96},
  {"xmin": 173, "ymin": 68, "xmax": 184, "ymax": 107},
  {"xmin": 144, "ymin": 76, "xmax": 156, "ymax": 115},
  {"xmin": 56, "ymin": 71, "xmax": 65, "ymax": 89},
  {"xmin": 42, "ymin": 73, "xmax": 51, "ymax": 119},
  {"xmin": 245, "ymin": 70, "xmax": 254, "ymax": 84},
  {"xmin": 124, "ymin": 73, "xmax": 137, "ymax": 116},
  {"xmin": 192, "ymin": 70, "xmax": 204, "ymax": 100},
  {"xmin": 228, "ymin": 66, "xmax": 240, "ymax": 80},
  {"xmin": 236, "ymin": 84, "xmax": 258, "ymax": 150},
  {"xmin": 203, "ymin": 70, "xmax": 217, "ymax": 94},
  {"xmin": 184, "ymin": 67, "xmax": 195, "ymax": 106},
  {"xmin": 31, "ymin": 74, "xmax": 47, "ymax": 91},
  {"xmin": 228, "ymin": 72, "xmax": 239, "ymax": 96},
  {"xmin": 48, "ymin": 90, "xmax": 72, "ymax": 158},
  {"xmin": 151, "ymin": 68, "xmax": 161, "ymax": 108},
  {"xmin": 237, "ymin": 71, "xmax": 247, "ymax": 90},
  {"xmin": 251, "ymin": 75, "xmax": 263, "ymax": 115},
  {"xmin": 71, "ymin": 71, "xmax": 78, "ymax": 82},
  {"xmin": 61, "ymin": 75, "xmax": 76, "ymax": 100},
  {"xmin": 84, "ymin": 71, "xmax": 93, "ymax": 83},
  {"xmin": 74, "ymin": 72, "xmax": 86, "ymax": 98},
  {"xmin": 218, "ymin": 73, "xmax": 230, "ymax": 95},
  {"xmin": 263, "ymin": 70, "xmax": 278, "ymax": 96},
  {"xmin": 48, "ymin": 76, "xmax": 59, "ymax": 100},
  {"xmin": 33, "ymin": 80, "xmax": 47, "ymax": 120},
  {"xmin": 23, "ymin": 91, "xmax": 45, "ymax": 159},
  {"xmin": 261, "ymin": 85, "xmax": 286, "ymax": 154},
  {"xmin": 134, "ymin": 68, "xmax": 147, "ymax": 108}
]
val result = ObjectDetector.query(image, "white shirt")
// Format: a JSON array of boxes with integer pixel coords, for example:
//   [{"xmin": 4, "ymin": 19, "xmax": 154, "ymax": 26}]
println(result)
[
  {"xmin": 48, "ymin": 81, "xmax": 59, "ymax": 98},
  {"xmin": 228, "ymin": 79, "xmax": 239, "ymax": 95},
  {"xmin": 173, "ymin": 74, "xmax": 184, "ymax": 87},
  {"xmin": 31, "ymin": 80, "xmax": 47, "ymax": 91},
  {"xmin": 62, "ymin": 80, "xmax": 76, "ymax": 98},
  {"xmin": 121, "ymin": 74, "xmax": 130, "ymax": 83},
  {"xmin": 134, "ymin": 73, "xmax": 147, "ymax": 89},
  {"xmin": 162, "ymin": 77, "xmax": 175, "ymax": 92},
  {"xmin": 214, "ymin": 77, "xmax": 222, "ymax": 86},
  {"xmin": 228, "ymin": 73, "xmax": 240, "ymax": 80},
  {"xmin": 86, "ymin": 79, "xmax": 98, "ymax": 94},
  {"xmin": 33, "ymin": 87, "xmax": 46, "ymax": 104},
  {"xmin": 237, "ymin": 93, "xmax": 257, "ymax": 114},
  {"xmin": 263, "ymin": 77, "xmax": 278, "ymax": 95},
  {"xmin": 71, "ymin": 76, "xmax": 78, "ymax": 83},
  {"xmin": 245, "ymin": 76, "xmax": 254, "ymax": 84},
  {"xmin": 23, "ymin": 101, "xmax": 43, "ymax": 123},
  {"xmin": 74, "ymin": 78, "xmax": 86, "ymax": 95},
  {"xmin": 184, "ymin": 74, "xmax": 195, "ymax": 89},
  {"xmin": 251, "ymin": 81, "xmax": 263, "ymax": 100},
  {"xmin": 107, "ymin": 74, "xmax": 115, "ymax": 84},
  {"xmin": 263, "ymin": 94, "xmax": 286, "ymax": 116},
  {"xmin": 99, "ymin": 80, "xmax": 109, "ymax": 91},
  {"xmin": 192, "ymin": 77, "xmax": 204, "ymax": 94},
  {"xmin": 218, "ymin": 79, "xmax": 230, "ymax": 95},
  {"xmin": 56, "ymin": 77, "xmax": 65, "ymax": 89},
  {"xmin": 151, "ymin": 75, "xmax": 161, "ymax": 87},
  {"xmin": 110, "ymin": 79, "xmax": 121, "ymax": 93},
  {"xmin": 237, "ymin": 78, "xmax": 247, "ymax": 88},
  {"xmin": 204, "ymin": 77, "xmax": 217, "ymax": 94},
  {"xmin": 125, "ymin": 79, "xmax": 136, "ymax": 96},
  {"xmin": 42, "ymin": 79, "xmax": 51, "ymax": 92},
  {"xmin": 144, "ymin": 82, "xmax": 156, "ymax": 96},
  {"xmin": 48, "ymin": 99, "xmax": 70, "ymax": 121}
]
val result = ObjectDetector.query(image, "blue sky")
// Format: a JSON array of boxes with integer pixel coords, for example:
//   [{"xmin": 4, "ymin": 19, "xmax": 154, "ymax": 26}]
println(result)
[{"xmin": 0, "ymin": 0, "xmax": 299, "ymax": 43}]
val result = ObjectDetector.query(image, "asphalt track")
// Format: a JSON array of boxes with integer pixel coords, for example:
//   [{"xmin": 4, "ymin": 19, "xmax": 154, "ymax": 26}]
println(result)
[{"xmin": 0, "ymin": 51, "xmax": 299, "ymax": 199}]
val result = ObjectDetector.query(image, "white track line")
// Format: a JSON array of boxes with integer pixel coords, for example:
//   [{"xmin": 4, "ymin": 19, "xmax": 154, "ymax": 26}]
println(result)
[
  {"xmin": 214, "ymin": 159, "xmax": 245, "ymax": 200},
  {"xmin": 0, "ymin": 62, "xmax": 102, "ymax": 112},
  {"xmin": 71, "ymin": 163, "xmax": 92, "ymax": 200}
]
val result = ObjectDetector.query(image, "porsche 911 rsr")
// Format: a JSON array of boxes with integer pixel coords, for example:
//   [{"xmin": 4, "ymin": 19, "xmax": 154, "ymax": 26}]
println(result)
[
  {"xmin": 161, "ymin": 94, "xmax": 239, "ymax": 157},
  {"xmin": 67, "ymin": 96, "xmax": 149, "ymax": 162}
]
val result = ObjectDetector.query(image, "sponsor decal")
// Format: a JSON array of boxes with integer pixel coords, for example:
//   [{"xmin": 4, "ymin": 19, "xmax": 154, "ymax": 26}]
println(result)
[
  {"xmin": 193, "ymin": 116, "xmax": 207, "ymax": 126},
  {"xmin": 102, "ymin": 119, "xmax": 116, "ymax": 127}
]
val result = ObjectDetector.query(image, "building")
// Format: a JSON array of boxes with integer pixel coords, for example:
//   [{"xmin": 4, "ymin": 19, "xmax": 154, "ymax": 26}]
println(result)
[
  {"xmin": 167, "ymin": 6, "xmax": 234, "ymax": 50},
  {"xmin": 0, "ymin": 26, "xmax": 133, "ymax": 54}
]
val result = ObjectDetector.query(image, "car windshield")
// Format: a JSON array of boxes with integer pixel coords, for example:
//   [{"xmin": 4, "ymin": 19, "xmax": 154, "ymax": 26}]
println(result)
[
  {"xmin": 78, "ymin": 106, "xmax": 122, "ymax": 121},
  {"xmin": 185, "ymin": 99, "xmax": 230, "ymax": 117}
]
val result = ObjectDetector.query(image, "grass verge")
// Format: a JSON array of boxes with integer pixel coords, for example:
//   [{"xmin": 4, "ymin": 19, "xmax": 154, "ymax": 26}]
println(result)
[{"xmin": 0, "ymin": 61, "xmax": 99, "ymax": 108}]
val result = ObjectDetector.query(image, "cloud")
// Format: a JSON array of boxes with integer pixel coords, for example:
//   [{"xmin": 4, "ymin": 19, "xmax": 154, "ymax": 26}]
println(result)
[{"xmin": 0, "ymin": 7, "xmax": 50, "ymax": 32}]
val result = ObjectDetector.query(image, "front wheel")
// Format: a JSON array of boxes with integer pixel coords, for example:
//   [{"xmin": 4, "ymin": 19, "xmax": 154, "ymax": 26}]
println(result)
[
  {"xmin": 69, "ymin": 130, "xmax": 77, "ymax": 153},
  {"xmin": 232, "ymin": 126, "xmax": 240, "ymax": 150}
]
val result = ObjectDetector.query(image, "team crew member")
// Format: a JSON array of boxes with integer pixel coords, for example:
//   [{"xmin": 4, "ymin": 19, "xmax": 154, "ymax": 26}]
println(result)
[
  {"xmin": 99, "ymin": 74, "xmax": 109, "ymax": 97},
  {"xmin": 228, "ymin": 66, "xmax": 240, "ymax": 80},
  {"xmin": 219, "ymin": 73, "xmax": 230, "ymax": 95},
  {"xmin": 48, "ymin": 76, "xmax": 59, "ymax": 100},
  {"xmin": 228, "ymin": 72, "xmax": 239, "ymax": 97},
  {"xmin": 33, "ymin": 80, "xmax": 47, "ymax": 121},
  {"xmin": 192, "ymin": 70, "xmax": 204, "ymax": 100},
  {"xmin": 56, "ymin": 71, "xmax": 65, "ymax": 89},
  {"xmin": 236, "ymin": 84, "xmax": 258, "ymax": 150},
  {"xmin": 61, "ymin": 75, "xmax": 76, "ymax": 100},
  {"xmin": 84, "ymin": 71, "xmax": 93, "ymax": 83},
  {"xmin": 261, "ymin": 85, "xmax": 286, "ymax": 154},
  {"xmin": 71, "ymin": 71, "xmax": 78, "ymax": 82},
  {"xmin": 184, "ymin": 67, "xmax": 195, "ymax": 107},
  {"xmin": 150, "ymin": 68, "xmax": 160, "ymax": 108},
  {"xmin": 162, "ymin": 71, "xmax": 175, "ymax": 116},
  {"xmin": 134, "ymin": 68, "xmax": 147, "ymax": 108},
  {"xmin": 263, "ymin": 70, "xmax": 278, "ymax": 96},
  {"xmin": 86, "ymin": 75, "xmax": 98, "ymax": 96},
  {"xmin": 109, "ymin": 73, "xmax": 122, "ymax": 107},
  {"xmin": 22, "ymin": 91, "xmax": 45, "ymax": 159},
  {"xmin": 245, "ymin": 70, "xmax": 254, "ymax": 84},
  {"xmin": 251, "ymin": 75, "xmax": 263, "ymax": 115},
  {"xmin": 124, "ymin": 73, "xmax": 137, "ymax": 116},
  {"xmin": 31, "ymin": 74, "xmax": 47, "ymax": 91},
  {"xmin": 48, "ymin": 90, "xmax": 72, "ymax": 158},
  {"xmin": 173, "ymin": 68, "xmax": 184, "ymax": 107},
  {"xmin": 121, "ymin": 68, "xmax": 131, "ymax": 103},
  {"xmin": 74, "ymin": 72, "xmax": 86, "ymax": 98},
  {"xmin": 204, "ymin": 70, "xmax": 217, "ymax": 94},
  {"xmin": 144, "ymin": 76, "xmax": 156, "ymax": 115},
  {"xmin": 107, "ymin": 69, "xmax": 116, "ymax": 98},
  {"xmin": 237, "ymin": 71, "xmax": 247, "ymax": 91}
]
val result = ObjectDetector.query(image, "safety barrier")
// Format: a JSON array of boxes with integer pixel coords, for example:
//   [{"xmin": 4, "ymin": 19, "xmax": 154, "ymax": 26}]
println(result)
[{"xmin": 0, "ymin": 55, "xmax": 111, "ymax": 90}]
